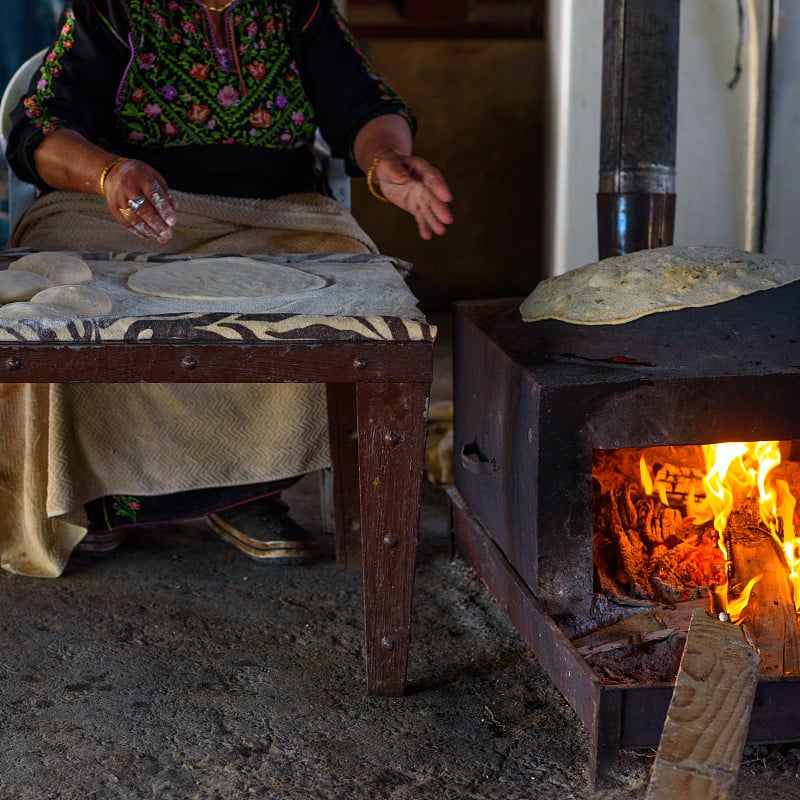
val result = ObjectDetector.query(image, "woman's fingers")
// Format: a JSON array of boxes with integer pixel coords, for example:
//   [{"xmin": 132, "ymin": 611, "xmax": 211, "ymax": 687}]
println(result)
[
  {"xmin": 377, "ymin": 156, "xmax": 453, "ymax": 238},
  {"xmin": 130, "ymin": 189, "xmax": 175, "ymax": 243},
  {"xmin": 149, "ymin": 186, "xmax": 177, "ymax": 226},
  {"xmin": 106, "ymin": 160, "xmax": 177, "ymax": 242},
  {"xmin": 414, "ymin": 161, "xmax": 453, "ymax": 205}
]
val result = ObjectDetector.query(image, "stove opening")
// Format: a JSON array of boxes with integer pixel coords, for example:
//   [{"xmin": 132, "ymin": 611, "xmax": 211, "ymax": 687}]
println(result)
[{"xmin": 591, "ymin": 441, "xmax": 800, "ymax": 682}]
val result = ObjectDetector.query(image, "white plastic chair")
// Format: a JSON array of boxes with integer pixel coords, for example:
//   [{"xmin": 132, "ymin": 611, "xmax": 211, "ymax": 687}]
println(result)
[
  {"xmin": 1, "ymin": 47, "xmax": 47, "ymax": 244},
  {"xmin": 1, "ymin": 48, "xmax": 351, "ymax": 247}
]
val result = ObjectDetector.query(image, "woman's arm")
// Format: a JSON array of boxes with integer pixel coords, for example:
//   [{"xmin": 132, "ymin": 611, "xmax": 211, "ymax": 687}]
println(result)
[
  {"xmin": 7, "ymin": 1, "xmax": 176, "ymax": 242},
  {"xmin": 353, "ymin": 115, "xmax": 453, "ymax": 240},
  {"xmin": 33, "ymin": 129, "xmax": 177, "ymax": 243},
  {"xmin": 297, "ymin": 2, "xmax": 453, "ymax": 238}
]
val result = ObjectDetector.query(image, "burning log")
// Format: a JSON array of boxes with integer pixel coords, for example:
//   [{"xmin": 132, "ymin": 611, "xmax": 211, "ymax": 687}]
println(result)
[
  {"xmin": 645, "ymin": 609, "xmax": 760, "ymax": 800},
  {"xmin": 594, "ymin": 481, "xmax": 724, "ymax": 604},
  {"xmin": 726, "ymin": 500, "xmax": 800, "ymax": 676},
  {"xmin": 593, "ymin": 486, "xmax": 650, "ymax": 598}
]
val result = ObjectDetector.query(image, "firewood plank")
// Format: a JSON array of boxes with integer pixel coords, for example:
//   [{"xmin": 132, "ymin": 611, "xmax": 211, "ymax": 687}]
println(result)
[
  {"xmin": 645, "ymin": 608, "xmax": 760, "ymax": 800},
  {"xmin": 727, "ymin": 506, "xmax": 800, "ymax": 676}
]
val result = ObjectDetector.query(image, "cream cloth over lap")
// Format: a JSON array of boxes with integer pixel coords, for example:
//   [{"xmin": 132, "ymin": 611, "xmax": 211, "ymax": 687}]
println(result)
[{"xmin": 1, "ymin": 191, "xmax": 378, "ymax": 577}]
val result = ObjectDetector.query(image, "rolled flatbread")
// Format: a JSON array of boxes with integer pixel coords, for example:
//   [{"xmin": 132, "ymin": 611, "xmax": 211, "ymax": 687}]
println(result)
[
  {"xmin": 127, "ymin": 257, "xmax": 327, "ymax": 301},
  {"xmin": 0, "ymin": 269, "xmax": 55, "ymax": 302},
  {"xmin": 31, "ymin": 285, "xmax": 113, "ymax": 316},
  {"xmin": 9, "ymin": 251, "xmax": 93, "ymax": 285},
  {"xmin": 0, "ymin": 301, "xmax": 78, "ymax": 319}
]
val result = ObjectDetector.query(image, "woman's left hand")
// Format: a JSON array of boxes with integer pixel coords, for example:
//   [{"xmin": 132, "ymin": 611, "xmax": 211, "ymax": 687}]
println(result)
[{"xmin": 372, "ymin": 151, "xmax": 453, "ymax": 240}]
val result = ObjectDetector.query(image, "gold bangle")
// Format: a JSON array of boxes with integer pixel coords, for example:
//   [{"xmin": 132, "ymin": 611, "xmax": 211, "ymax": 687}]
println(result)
[
  {"xmin": 98, "ymin": 156, "xmax": 125, "ymax": 197},
  {"xmin": 366, "ymin": 147, "xmax": 401, "ymax": 203}
]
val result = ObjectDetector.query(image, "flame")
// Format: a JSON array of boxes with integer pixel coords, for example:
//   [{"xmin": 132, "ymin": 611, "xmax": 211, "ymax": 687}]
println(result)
[
  {"xmin": 638, "ymin": 456, "xmax": 671, "ymax": 507},
  {"xmin": 639, "ymin": 456, "xmax": 653, "ymax": 496},
  {"xmin": 691, "ymin": 441, "xmax": 800, "ymax": 616},
  {"xmin": 727, "ymin": 576, "xmax": 763, "ymax": 622},
  {"xmin": 640, "ymin": 441, "xmax": 800, "ymax": 619}
]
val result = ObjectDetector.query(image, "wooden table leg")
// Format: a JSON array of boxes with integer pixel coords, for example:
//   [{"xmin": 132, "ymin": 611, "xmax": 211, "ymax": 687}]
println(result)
[
  {"xmin": 357, "ymin": 380, "xmax": 430, "ymax": 695},
  {"xmin": 326, "ymin": 383, "xmax": 362, "ymax": 572}
]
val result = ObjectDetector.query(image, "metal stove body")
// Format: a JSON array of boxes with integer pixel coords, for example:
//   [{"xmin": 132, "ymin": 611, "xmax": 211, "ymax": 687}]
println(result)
[{"xmin": 451, "ymin": 288, "xmax": 800, "ymax": 781}]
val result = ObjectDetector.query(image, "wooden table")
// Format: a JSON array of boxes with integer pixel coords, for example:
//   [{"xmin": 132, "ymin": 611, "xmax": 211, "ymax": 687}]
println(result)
[{"xmin": 0, "ymin": 251, "xmax": 435, "ymax": 695}]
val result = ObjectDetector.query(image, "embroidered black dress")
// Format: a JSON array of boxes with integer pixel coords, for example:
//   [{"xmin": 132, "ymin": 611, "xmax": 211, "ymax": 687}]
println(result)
[{"xmin": 7, "ymin": 0, "xmax": 415, "ymax": 198}]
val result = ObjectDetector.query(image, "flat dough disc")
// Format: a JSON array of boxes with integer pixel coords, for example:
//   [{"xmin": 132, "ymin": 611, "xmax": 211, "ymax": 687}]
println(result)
[
  {"xmin": 520, "ymin": 245, "xmax": 800, "ymax": 325},
  {"xmin": 127, "ymin": 257, "xmax": 327, "ymax": 301},
  {"xmin": 31, "ymin": 285, "xmax": 113, "ymax": 316},
  {"xmin": 0, "ymin": 269, "xmax": 55, "ymax": 302},
  {"xmin": 0, "ymin": 301, "xmax": 77, "ymax": 319},
  {"xmin": 10, "ymin": 252, "xmax": 93, "ymax": 285}
]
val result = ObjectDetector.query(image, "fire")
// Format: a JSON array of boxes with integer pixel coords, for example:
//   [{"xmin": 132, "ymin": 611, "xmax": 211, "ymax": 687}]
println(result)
[{"xmin": 641, "ymin": 442, "xmax": 800, "ymax": 620}]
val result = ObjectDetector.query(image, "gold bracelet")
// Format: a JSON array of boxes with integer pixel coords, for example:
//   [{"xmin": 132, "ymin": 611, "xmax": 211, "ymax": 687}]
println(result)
[
  {"xmin": 366, "ymin": 147, "xmax": 401, "ymax": 203},
  {"xmin": 98, "ymin": 156, "xmax": 125, "ymax": 197}
]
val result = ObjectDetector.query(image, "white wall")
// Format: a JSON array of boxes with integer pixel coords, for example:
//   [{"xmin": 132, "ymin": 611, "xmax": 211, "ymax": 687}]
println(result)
[{"xmin": 544, "ymin": 0, "xmax": 778, "ymax": 276}]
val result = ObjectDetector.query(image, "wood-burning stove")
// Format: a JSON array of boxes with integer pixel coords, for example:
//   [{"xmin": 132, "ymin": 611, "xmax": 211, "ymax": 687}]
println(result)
[{"xmin": 451, "ymin": 281, "xmax": 800, "ymax": 783}]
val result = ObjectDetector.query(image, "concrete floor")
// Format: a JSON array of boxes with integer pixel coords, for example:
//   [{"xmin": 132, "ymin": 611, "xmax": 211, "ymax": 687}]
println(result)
[{"xmin": 1, "ymin": 313, "xmax": 799, "ymax": 799}]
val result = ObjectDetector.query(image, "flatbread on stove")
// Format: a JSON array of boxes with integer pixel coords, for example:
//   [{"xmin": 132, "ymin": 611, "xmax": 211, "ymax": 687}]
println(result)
[
  {"xmin": 520, "ymin": 245, "xmax": 800, "ymax": 325},
  {"xmin": 127, "ymin": 257, "xmax": 327, "ymax": 301}
]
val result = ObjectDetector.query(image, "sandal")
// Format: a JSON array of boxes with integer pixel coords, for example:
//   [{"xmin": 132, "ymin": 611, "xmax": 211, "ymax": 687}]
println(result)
[
  {"xmin": 72, "ymin": 528, "xmax": 128, "ymax": 557},
  {"xmin": 207, "ymin": 496, "xmax": 321, "ymax": 564}
]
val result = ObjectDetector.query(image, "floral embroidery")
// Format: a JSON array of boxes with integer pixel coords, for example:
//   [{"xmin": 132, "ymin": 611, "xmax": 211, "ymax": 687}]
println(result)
[
  {"xmin": 190, "ymin": 63, "xmax": 210, "ymax": 80},
  {"xmin": 22, "ymin": 10, "xmax": 77, "ymax": 135},
  {"xmin": 20, "ymin": 1, "xmax": 413, "ymax": 164},
  {"xmin": 111, "ymin": 496, "xmax": 142, "ymax": 523},
  {"xmin": 217, "ymin": 85, "xmax": 240, "ymax": 109},
  {"xmin": 323, "ymin": 1, "xmax": 412, "ymax": 160},
  {"xmin": 116, "ymin": 0, "xmax": 318, "ymax": 150},
  {"xmin": 329, "ymin": 2, "xmax": 403, "ymax": 113}
]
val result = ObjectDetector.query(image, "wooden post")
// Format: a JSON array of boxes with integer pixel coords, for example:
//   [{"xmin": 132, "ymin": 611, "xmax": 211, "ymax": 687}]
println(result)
[
  {"xmin": 326, "ymin": 383, "xmax": 362, "ymax": 572},
  {"xmin": 645, "ymin": 609, "xmax": 760, "ymax": 800},
  {"xmin": 357, "ymin": 380, "xmax": 429, "ymax": 695}
]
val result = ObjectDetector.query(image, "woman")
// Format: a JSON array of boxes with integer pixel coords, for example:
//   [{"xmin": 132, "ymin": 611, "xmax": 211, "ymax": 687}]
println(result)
[{"xmin": 3, "ymin": 0, "xmax": 452, "ymax": 575}]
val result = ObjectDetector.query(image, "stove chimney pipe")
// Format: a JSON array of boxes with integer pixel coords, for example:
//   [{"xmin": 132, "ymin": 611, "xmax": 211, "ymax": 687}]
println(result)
[{"xmin": 597, "ymin": 0, "xmax": 680, "ymax": 259}]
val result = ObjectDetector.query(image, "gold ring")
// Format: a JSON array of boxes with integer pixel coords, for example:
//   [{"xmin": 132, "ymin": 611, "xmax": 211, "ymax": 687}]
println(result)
[{"xmin": 119, "ymin": 207, "xmax": 133, "ymax": 219}]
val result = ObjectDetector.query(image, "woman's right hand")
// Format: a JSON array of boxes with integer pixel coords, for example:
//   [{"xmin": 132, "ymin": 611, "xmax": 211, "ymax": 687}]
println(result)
[
  {"xmin": 31, "ymin": 130, "xmax": 178, "ymax": 243},
  {"xmin": 102, "ymin": 158, "xmax": 178, "ymax": 244}
]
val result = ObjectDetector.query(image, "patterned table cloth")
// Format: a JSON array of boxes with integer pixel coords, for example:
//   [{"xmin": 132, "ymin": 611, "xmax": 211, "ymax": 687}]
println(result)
[
  {"xmin": 0, "ymin": 250, "xmax": 436, "ymax": 344},
  {"xmin": 0, "ymin": 249, "xmax": 435, "ymax": 578}
]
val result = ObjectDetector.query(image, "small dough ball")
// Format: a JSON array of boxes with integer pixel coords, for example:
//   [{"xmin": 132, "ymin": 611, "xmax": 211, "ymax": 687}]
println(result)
[
  {"xmin": 0, "ymin": 269, "xmax": 55, "ymax": 302},
  {"xmin": 0, "ymin": 301, "xmax": 77, "ymax": 319},
  {"xmin": 31, "ymin": 285, "xmax": 113, "ymax": 316},
  {"xmin": 9, "ymin": 252, "xmax": 93, "ymax": 285}
]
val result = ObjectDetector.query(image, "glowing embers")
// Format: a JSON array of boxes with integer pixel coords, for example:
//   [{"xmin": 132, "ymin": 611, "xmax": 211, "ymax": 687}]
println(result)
[
  {"xmin": 594, "ymin": 442, "xmax": 800, "ymax": 676},
  {"xmin": 593, "ymin": 445, "xmax": 726, "ymax": 605}
]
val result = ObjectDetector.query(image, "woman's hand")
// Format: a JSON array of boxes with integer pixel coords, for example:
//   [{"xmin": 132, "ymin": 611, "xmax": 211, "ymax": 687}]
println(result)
[
  {"xmin": 371, "ymin": 150, "xmax": 453, "ymax": 240},
  {"xmin": 102, "ymin": 158, "xmax": 178, "ymax": 244}
]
